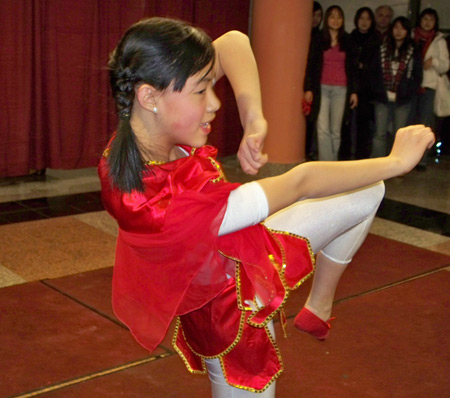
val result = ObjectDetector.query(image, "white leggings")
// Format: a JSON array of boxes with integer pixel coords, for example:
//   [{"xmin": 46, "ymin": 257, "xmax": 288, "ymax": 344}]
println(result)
[
  {"xmin": 264, "ymin": 181, "xmax": 385, "ymax": 263},
  {"xmin": 208, "ymin": 181, "xmax": 385, "ymax": 397}
]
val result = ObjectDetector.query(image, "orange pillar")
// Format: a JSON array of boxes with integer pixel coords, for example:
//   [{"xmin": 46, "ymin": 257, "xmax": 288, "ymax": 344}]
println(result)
[{"xmin": 251, "ymin": 0, "xmax": 312, "ymax": 163}]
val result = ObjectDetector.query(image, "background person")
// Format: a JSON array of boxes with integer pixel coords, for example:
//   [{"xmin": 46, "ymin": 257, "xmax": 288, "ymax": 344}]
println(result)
[
  {"xmin": 351, "ymin": 7, "xmax": 378, "ymax": 159},
  {"xmin": 304, "ymin": 1, "xmax": 324, "ymax": 160},
  {"xmin": 369, "ymin": 16, "xmax": 423, "ymax": 158},
  {"xmin": 374, "ymin": 5, "xmax": 394, "ymax": 41},
  {"xmin": 409, "ymin": 7, "xmax": 449, "ymax": 169},
  {"xmin": 304, "ymin": 5, "xmax": 358, "ymax": 161}
]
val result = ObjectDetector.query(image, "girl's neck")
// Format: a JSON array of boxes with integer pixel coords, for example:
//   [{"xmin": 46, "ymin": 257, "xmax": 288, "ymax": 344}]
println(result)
[
  {"xmin": 329, "ymin": 29, "xmax": 339, "ymax": 46},
  {"xmin": 395, "ymin": 39, "xmax": 404, "ymax": 48},
  {"xmin": 130, "ymin": 112, "xmax": 175, "ymax": 163}
]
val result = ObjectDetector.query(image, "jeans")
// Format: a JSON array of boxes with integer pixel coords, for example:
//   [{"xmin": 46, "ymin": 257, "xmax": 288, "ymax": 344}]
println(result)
[
  {"xmin": 408, "ymin": 88, "xmax": 436, "ymax": 167},
  {"xmin": 371, "ymin": 101, "xmax": 411, "ymax": 158},
  {"xmin": 317, "ymin": 84, "xmax": 347, "ymax": 161},
  {"xmin": 408, "ymin": 88, "xmax": 436, "ymax": 128}
]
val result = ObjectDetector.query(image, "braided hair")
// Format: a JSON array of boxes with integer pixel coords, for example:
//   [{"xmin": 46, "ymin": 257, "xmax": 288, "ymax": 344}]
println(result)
[{"xmin": 107, "ymin": 17, "xmax": 215, "ymax": 192}]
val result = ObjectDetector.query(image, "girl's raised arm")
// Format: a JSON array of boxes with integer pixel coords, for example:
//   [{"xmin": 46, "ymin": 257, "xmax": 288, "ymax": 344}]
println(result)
[
  {"xmin": 257, "ymin": 125, "xmax": 435, "ymax": 215},
  {"xmin": 213, "ymin": 31, "xmax": 268, "ymax": 174}
]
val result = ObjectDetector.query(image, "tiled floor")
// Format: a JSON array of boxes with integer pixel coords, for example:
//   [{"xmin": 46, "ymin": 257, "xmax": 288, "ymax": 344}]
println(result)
[{"xmin": 0, "ymin": 154, "xmax": 449, "ymax": 397}]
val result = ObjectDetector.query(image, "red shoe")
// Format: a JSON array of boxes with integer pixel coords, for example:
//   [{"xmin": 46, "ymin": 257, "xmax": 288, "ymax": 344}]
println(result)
[{"xmin": 294, "ymin": 307, "xmax": 334, "ymax": 341}]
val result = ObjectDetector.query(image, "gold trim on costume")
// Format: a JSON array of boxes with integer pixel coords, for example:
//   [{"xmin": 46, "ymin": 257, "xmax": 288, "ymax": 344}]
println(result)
[
  {"xmin": 217, "ymin": 322, "xmax": 284, "ymax": 393},
  {"xmin": 180, "ymin": 312, "xmax": 247, "ymax": 360},
  {"xmin": 172, "ymin": 318, "xmax": 207, "ymax": 375},
  {"xmin": 235, "ymin": 262, "xmax": 255, "ymax": 312},
  {"xmin": 145, "ymin": 159, "xmax": 166, "ymax": 165},
  {"xmin": 263, "ymin": 225, "xmax": 316, "ymax": 290},
  {"xmin": 218, "ymin": 225, "xmax": 316, "ymax": 329},
  {"xmin": 171, "ymin": 193, "xmax": 317, "ymax": 393},
  {"xmin": 208, "ymin": 157, "xmax": 227, "ymax": 183},
  {"xmin": 175, "ymin": 284, "xmax": 248, "ymax": 360}
]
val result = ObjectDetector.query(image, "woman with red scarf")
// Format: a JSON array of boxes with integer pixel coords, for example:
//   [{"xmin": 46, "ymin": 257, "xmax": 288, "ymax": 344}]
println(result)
[
  {"xmin": 409, "ymin": 8, "xmax": 449, "ymax": 168},
  {"xmin": 369, "ymin": 17, "xmax": 423, "ymax": 158}
]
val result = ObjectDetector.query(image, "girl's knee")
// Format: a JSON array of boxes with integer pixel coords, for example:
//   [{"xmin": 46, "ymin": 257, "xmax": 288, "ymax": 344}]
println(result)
[
  {"xmin": 371, "ymin": 181, "xmax": 385, "ymax": 208},
  {"xmin": 354, "ymin": 181, "xmax": 385, "ymax": 221}
]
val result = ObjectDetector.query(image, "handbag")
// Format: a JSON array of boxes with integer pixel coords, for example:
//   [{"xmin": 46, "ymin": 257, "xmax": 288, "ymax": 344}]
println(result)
[{"xmin": 434, "ymin": 73, "xmax": 450, "ymax": 117}]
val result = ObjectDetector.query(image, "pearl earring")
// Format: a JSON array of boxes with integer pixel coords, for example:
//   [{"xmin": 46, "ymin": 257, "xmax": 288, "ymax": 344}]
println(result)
[{"xmin": 152, "ymin": 106, "xmax": 158, "ymax": 114}]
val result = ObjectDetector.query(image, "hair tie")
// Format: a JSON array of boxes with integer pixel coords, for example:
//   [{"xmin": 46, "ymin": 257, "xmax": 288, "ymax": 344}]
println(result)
[{"xmin": 119, "ymin": 110, "xmax": 131, "ymax": 120}]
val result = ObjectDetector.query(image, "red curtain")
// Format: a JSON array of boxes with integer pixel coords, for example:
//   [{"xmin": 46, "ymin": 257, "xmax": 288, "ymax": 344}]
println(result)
[{"xmin": 0, "ymin": 0, "xmax": 249, "ymax": 177}]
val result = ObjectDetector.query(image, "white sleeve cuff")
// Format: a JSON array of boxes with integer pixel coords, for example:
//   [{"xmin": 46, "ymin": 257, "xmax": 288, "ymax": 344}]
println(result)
[{"xmin": 218, "ymin": 181, "xmax": 269, "ymax": 236}]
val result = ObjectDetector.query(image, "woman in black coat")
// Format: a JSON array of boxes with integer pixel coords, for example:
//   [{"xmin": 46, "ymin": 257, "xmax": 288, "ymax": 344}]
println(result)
[{"xmin": 351, "ymin": 7, "xmax": 379, "ymax": 159}]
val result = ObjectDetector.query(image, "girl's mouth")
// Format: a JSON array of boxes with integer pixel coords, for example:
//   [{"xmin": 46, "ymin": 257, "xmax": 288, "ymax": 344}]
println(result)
[{"xmin": 201, "ymin": 122, "xmax": 212, "ymax": 134}]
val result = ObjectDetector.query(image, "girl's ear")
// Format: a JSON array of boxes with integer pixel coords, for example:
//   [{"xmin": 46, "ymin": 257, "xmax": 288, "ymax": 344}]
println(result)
[{"xmin": 135, "ymin": 83, "xmax": 158, "ymax": 112}]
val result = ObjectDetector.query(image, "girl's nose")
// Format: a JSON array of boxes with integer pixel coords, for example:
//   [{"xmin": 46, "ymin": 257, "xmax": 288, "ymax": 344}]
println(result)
[{"xmin": 207, "ymin": 87, "xmax": 221, "ymax": 113}]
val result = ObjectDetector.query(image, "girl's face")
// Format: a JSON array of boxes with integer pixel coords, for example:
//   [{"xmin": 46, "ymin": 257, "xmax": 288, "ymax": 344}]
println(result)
[
  {"xmin": 312, "ymin": 9, "xmax": 323, "ymax": 28},
  {"xmin": 392, "ymin": 22, "xmax": 407, "ymax": 42},
  {"xmin": 358, "ymin": 11, "xmax": 373, "ymax": 33},
  {"xmin": 154, "ymin": 62, "xmax": 221, "ymax": 150},
  {"xmin": 420, "ymin": 14, "xmax": 436, "ymax": 31},
  {"xmin": 328, "ymin": 9, "xmax": 343, "ymax": 31}
]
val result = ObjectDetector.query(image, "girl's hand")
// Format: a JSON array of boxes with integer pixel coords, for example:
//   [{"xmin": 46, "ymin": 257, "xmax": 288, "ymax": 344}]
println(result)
[
  {"xmin": 388, "ymin": 125, "xmax": 435, "ymax": 174},
  {"xmin": 423, "ymin": 57, "xmax": 433, "ymax": 70},
  {"xmin": 237, "ymin": 117, "xmax": 269, "ymax": 174},
  {"xmin": 304, "ymin": 91, "xmax": 313, "ymax": 103},
  {"xmin": 350, "ymin": 93, "xmax": 358, "ymax": 109}
]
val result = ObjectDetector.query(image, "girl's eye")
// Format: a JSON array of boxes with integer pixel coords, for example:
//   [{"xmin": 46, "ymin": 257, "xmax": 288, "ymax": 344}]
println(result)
[{"xmin": 197, "ymin": 89, "xmax": 206, "ymax": 95}]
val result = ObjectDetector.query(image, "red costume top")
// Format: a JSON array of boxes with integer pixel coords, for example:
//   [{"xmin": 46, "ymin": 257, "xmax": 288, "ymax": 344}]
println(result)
[{"xmin": 98, "ymin": 144, "xmax": 314, "ymax": 392}]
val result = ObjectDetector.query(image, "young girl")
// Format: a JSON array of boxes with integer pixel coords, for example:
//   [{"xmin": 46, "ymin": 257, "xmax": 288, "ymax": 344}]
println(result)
[
  {"xmin": 304, "ymin": 5, "xmax": 358, "ymax": 161},
  {"xmin": 410, "ymin": 8, "xmax": 449, "ymax": 128},
  {"xmin": 369, "ymin": 17, "xmax": 423, "ymax": 158},
  {"xmin": 409, "ymin": 8, "xmax": 449, "ymax": 169},
  {"xmin": 351, "ymin": 7, "xmax": 379, "ymax": 159},
  {"xmin": 99, "ymin": 17, "xmax": 434, "ymax": 398}
]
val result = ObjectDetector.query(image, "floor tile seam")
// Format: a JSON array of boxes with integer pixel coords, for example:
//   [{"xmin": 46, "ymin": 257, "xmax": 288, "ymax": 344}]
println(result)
[
  {"xmin": 31, "ymin": 203, "xmax": 104, "ymax": 216},
  {"xmin": 284, "ymin": 265, "xmax": 450, "ymax": 321},
  {"xmin": 39, "ymin": 280, "xmax": 177, "ymax": 356},
  {"xmin": 7, "ymin": 353, "xmax": 172, "ymax": 398},
  {"xmin": 333, "ymin": 265, "xmax": 450, "ymax": 305},
  {"xmin": 0, "ymin": 191, "xmax": 102, "ymax": 215},
  {"xmin": 39, "ymin": 280, "xmax": 127, "ymax": 330},
  {"xmin": 382, "ymin": 197, "xmax": 450, "ymax": 217},
  {"xmin": 377, "ymin": 198, "xmax": 450, "ymax": 236},
  {"xmin": 0, "ymin": 206, "xmax": 104, "ymax": 225},
  {"xmin": 0, "ymin": 207, "xmax": 50, "ymax": 219},
  {"xmin": 69, "ymin": 203, "xmax": 105, "ymax": 213},
  {"xmin": 31, "ymin": 206, "xmax": 82, "ymax": 217},
  {"xmin": 376, "ymin": 213, "xmax": 449, "ymax": 236}
]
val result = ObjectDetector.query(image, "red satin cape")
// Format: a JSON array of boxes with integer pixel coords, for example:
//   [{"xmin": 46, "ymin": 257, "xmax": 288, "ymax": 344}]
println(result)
[{"xmin": 99, "ymin": 144, "xmax": 314, "ymax": 392}]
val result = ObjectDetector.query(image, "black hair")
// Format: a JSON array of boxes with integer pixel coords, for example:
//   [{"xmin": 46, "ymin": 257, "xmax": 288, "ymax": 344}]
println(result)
[
  {"xmin": 107, "ymin": 17, "xmax": 215, "ymax": 192},
  {"xmin": 418, "ymin": 8, "xmax": 439, "ymax": 31},
  {"xmin": 322, "ymin": 5, "xmax": 345, "ymax": 50},
  {"xmin": 387, "ymin": 16, "xmax": 413, "ymax": 55},
  {"xmin": 354, "ymin": 7, "xmax": 375, "ymax": 34},
  {"xmin": 313, "ymin": 1, "xmax": 322, "ymax": 13}
]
